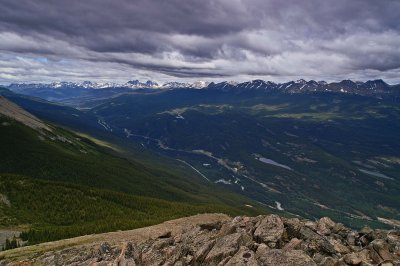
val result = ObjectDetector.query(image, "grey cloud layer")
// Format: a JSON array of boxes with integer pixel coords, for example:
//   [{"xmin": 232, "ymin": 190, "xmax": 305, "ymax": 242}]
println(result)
[{"xmin": 1, "ymin": 0, "xmax": 399, "ymax": 83}]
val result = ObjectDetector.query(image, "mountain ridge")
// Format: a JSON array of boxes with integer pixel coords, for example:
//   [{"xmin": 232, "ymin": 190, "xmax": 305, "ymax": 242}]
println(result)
[
  {"xmin": 1, "ymin": 213, "xmax": 399, "ymax": 265},
  {"xmin": 7, "ymin": 79, "xmax": 400, "ymax": 104},
  {"xmin": 6, "ymin": 79, "xmax": 398, "ymax": 91}
]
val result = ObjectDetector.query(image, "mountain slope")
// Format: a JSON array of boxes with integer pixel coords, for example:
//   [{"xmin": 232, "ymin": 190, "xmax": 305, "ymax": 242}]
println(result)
[
  {"xmin": 84, "ymin": 89, "xmax": 400, "ymax": 228},
  {"xmin": 0, "ymin": 96, "xmax": 266, "ymax": 246}
]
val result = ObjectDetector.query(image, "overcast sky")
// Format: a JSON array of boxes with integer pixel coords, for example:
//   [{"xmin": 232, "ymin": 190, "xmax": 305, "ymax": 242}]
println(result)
[{"xmin": 1, "ymin": 0, "xmax": 400, "ymax": 84}]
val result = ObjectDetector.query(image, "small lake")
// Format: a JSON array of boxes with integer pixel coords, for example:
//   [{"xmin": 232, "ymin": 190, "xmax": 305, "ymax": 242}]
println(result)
[
  {"xmin": 258, "ymin": 157, "xmax": 292, "ymax": 171},
  {"xmin": 358, "ymin": 168, "xmax": 394, "ymax": 180}
]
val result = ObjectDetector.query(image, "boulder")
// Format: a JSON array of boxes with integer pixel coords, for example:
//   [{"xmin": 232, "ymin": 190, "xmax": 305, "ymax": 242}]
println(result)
[
  {"xmin": 204, "ymin": 232, "xmax": 252, "ymax": 264},
  {"xmin": 255, "ymin": 243, "xmax": 270, "ymax": 257},
  {"xmin": 318, "ymin": 256, "xmax": 337, "ymax": 266},
  {"xmin": 332, "ymin": 223, "xmax": 348, "ymax": 236},
  {"xmin": 346, "ymin": 231, "xmax": 358, "ymax": 246},
  {"xmin": 343, "ymin": 252, "xmax": 362, "ymax": 265},
  {"xmin": 194, "ymin": 240, "xmax": 215, "ymax": 264},
  {"xmin": 311, "ymin": 252, "xmax": 325, "ymax": 263},
  {"xmin": 283, "ymin": 238, "xmax": 303, "ymax": 251},
  {"xmin": 316, "ymin": 217, "xmax": 335, "ymax": 235},
  {"xmin": 199, "ymin": 221, "xmax": 223, "ymax": 231},
  {"xmin": 253, "ymin": 214, "xmax": 284, "ymax": 247},
  {"xmin": 330, "ymin": 239, "xmax": 351, "ymax": 254},
  {"xmin": 299, "ymin": 226, "xmax": 336, "ymax": 255},
  {"xmin": 379, "ymin": 261, "xmax": 395, "ymax": 266},
  {"xmin": 283, "ymin": 218, "xmax": 304, "ymax": 239},
  {"xmin": 360, "ymin": 226, "xmax": 374, "ymax": 235},
  {"xmin": 370, "ymin": 239, "xmax": 393, "ymax": 262},
  {"xmin": 257, "ymin": 249, "xmax": 317, "ymax": 266},
  {"xmin": 358, "ymin": 235, "xmax": 370, "ymax": 247},
  {"xmin": 140, "ymin": 247, "xmax": 165, "ymax": 265},
  {"xmin": 218, "ymin": 256, "xmax": 233, "ymax": 265},
  {"xmin": 369, "ymin": 229, "xmax": 388, "ymax": 241},
  {"xmin": 225, "ymin": 246, "xmax": 258, "ymax": 266},
  {"xmin": 219, "ymin": 216, "xmax": 262, "ymax": 237},
  {"xmin": 305, "ymin": 221, "xmax": 317, "ymax": 231}
]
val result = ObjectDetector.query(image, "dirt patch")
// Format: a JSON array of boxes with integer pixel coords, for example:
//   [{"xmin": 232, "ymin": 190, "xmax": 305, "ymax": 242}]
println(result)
[{"xmin": 0, "ymin": 96, "xmax": 51, "ymax": 132}]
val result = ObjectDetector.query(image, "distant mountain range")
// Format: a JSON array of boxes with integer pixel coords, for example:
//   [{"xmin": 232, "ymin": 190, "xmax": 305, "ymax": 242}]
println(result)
[
  {"xmin": 208, "ymin": 79, "xmax": 400, "ymax": 99},
  {"xmin": 7, "ymin": 79, "xmax": 400, "ymax": 100},
  {"xmin": 7, "ymin": 80, "xmax": 211, "ymax": 90}
]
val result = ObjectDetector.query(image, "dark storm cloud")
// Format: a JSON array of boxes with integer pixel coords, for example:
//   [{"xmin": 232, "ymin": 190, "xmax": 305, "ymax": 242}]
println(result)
[
  {"xmin": 0, "ymin": 0, "xmax": 255, "ymax": 36},
  {"xmin": 0, "ymin": 0, "xmax": 399, "ymax": 83}
]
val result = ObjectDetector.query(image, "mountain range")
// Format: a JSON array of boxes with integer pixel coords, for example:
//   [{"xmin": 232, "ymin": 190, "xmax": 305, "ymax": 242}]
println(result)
[
  {"xmin": 7, "ymin": 79, "xmax": 399, "ymax": 92},
  {"xmin": 7, "ymin": 80, "xmax": 211, "ymax": 90},
  {"xmin": 208, "ymin": 79, "xmax": 400, "ymax": 99},
  {"xmin": 6, "ymin": 79, "xmax": 400, "ymax": 107}
]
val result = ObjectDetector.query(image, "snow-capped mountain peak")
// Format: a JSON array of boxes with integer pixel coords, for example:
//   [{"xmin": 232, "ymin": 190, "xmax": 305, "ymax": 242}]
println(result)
[
  {"xmin": 6, "ymin": 79, "xmax": 398, "ymax": 100},
  {"xmin": 190, "ymin": 81, "xmax": 210, "ymax": 89}
]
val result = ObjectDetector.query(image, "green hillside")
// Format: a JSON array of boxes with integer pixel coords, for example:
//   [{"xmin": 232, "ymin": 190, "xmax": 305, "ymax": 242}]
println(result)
[
  {"xmin": 0, "ymin": 106, "xmax": 265, "ymax": 247},
  {"xmin": 0, "ymin": 174, "xmax": 248, "ymax": 245}
]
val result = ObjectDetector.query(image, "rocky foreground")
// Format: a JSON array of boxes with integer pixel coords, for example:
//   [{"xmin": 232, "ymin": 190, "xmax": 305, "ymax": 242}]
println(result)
[{"xmin": 1, "ymin": 214, "xmax": 399, "ymax": 266}]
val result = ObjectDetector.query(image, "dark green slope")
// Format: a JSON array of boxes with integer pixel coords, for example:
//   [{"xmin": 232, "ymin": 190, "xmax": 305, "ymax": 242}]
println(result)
[
  {"xmin": 0, "ymin": 114, "xmax": 262, "ymax": 206},
  {"xmin": 0, "ymin": 101, "xmax": 266, "ymax": 246},
  {"xmin": 1, "ymin": 173, "xmax": 245, "ymax": 244}
]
